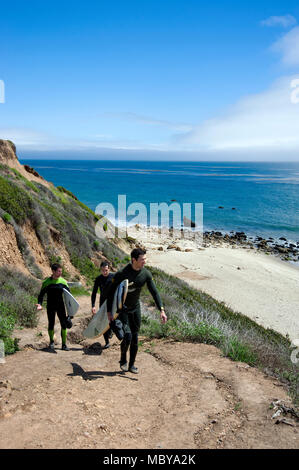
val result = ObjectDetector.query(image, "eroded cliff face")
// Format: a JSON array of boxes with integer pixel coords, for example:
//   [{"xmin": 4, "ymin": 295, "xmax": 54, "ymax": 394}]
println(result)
[
  {"xmin": 0, "ymin": 216, "xmax": 27, "ymax": 272},
  {"xmin": 0, "ymin": 139, "xmax": 50, "ymax": 188},
  {"xmin": 0, "ymin": 140, "xmax": 18, "ymax": 165}
]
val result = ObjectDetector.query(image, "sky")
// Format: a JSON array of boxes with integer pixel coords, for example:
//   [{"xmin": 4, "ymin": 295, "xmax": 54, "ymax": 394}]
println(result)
[{"xmin": 1, "ymin": 0, "xmax": 299, "ymax": 160}]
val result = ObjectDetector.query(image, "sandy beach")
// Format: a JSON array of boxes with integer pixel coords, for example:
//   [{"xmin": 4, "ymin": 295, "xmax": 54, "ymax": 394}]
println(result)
[{"xmin": 127, "ymin": 225, "xmax": 299, "ymax": 341}]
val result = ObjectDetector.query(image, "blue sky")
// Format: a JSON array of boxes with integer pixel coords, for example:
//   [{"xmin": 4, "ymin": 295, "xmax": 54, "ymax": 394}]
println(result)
[{"xmin": 1, "ymin": 0, "xmax": 299, "ymax": 160}]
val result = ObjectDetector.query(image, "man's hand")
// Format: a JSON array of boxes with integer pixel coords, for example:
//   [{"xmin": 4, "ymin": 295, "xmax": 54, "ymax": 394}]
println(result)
[
  {"xmin": 160, "ymin": 308, "xmax": 167, "ymax": 324},
  {"xmin": 91, "ymin": 307, "xmax": 96, "ymax": 316},
  {"xmin": 107, "ymin": 311, "xmax": 113, "ymax": 323},
  {"xmin": 36, "ymin": 304, "xmax": 43, "ymax": 311}
]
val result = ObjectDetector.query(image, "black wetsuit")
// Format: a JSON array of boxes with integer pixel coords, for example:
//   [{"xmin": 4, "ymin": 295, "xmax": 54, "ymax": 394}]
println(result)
[
  {"xmin": 37, "ymin": 276, "xmax": 70, "ymax": 343},
  {"xmin": 91, "ymin": 273, "xmax": 114, "ymax": 344},
  {"xmin": 91, "ymin": 273, "xmax": 114, "ymax": 308},
  {"xmin": 106, "ymin": 263, "xmax": 163, "ymax": 367}
]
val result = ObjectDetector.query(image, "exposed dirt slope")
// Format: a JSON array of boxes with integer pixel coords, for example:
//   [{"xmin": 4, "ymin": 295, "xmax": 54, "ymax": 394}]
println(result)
[
  {"xmin": 0, "ymin": 218, "xmax": 27, "ymax": 272},
  {"xmin": 0, "ymin": 296, "xmax": 298, "ymax": 449}
]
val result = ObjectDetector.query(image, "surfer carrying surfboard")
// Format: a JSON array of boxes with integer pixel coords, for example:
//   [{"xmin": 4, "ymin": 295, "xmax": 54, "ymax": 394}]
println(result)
[
  {"xmin": 36, "ymin": 263, "xmax": 71, "ymax": 351},
  {"xmin": 91, "ymin": 261, "xmax": 115, "ymax": 349},
  {"xmin": 105, "ymin": 248, "xmax": 167, "ymax": 374}
]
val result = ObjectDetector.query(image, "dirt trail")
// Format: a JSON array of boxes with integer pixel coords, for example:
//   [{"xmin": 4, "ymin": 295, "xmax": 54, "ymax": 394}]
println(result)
[{"xmin": 0, "ymin": 296, "xmax": 298, "ymax": 449}]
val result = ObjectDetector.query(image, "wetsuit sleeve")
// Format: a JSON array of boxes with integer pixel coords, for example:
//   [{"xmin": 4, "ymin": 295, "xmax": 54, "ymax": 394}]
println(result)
[
  {"xmin": 106, "ymin": 270, "xmax": 126, "ymax": 312},
  {"xmin": 146, "ymin": 273, "xmax": 163, "ymax": 310},
  {"xmin": 60, "ymin": 278, "xmax": 70, "ymax": 292},
  {"xmin": 91, "ymin": 277, "xmax": 100, "ymax": 308},
  {"xmin": 38, "ymin": 280, "xmax": 48, "ymax": 305}
]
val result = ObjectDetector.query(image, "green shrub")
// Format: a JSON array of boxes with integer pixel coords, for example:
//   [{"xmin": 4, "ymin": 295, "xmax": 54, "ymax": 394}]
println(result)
[
  {"xmin": 57, "ymin": 186, "xmax": 78, "ymax": 200},
  {"xmin": 223, "ymin": 337, "xmax": 258, "ymax": 366},
  {"xmin": 0, "ymin": 303, "xmax": 19, "ymax": 355},
  {"xmin": 0, "ymin": 176, "xmax": 33, "ymax": 224},
  {"xmin": 2, "ymin": 212, "xmax": 12, "ymax": 223},
  {"xmin": 11, "ymin": 168, "xmax": 39, "ymax": 193},
  {"xmin": 75, "ymin": 199, "xmax": 100, "ymax": 221},
  {"xmin": 50, "ymin": 187, "xmax": 69, "ymax": 204},
  {"xmin": 140, "ymin": 316, "xmax": 224, "ymax": 347},
  {"xmin": 70, "ymin": 286, "xmax": 90, "ymax": 296},
  {"xmin": 71, "ymin": 255, "xmax": 99, "ymax": 285},
  {"xmin": 0, "ymin": 267, "xmax": 40, "ymax": 329}
]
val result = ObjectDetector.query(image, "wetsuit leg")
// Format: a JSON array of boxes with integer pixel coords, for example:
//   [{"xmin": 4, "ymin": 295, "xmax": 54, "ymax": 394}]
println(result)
[
  {"xmin": 100, "ymin": 298, "xmax": 112, "ymax": 345},
  {"xmin": 128, "ymin": 306, "xmax": 141, "ymax": 368},
  {"xmin": 47, "ymin": 308, "xmax": 56, "ymax": 342},
  {"xmin": 47, "ymin": 309, "xmax": 56, "ymax": 330},
  {"xmin": 118, "ymin": 308, "xmax": 132, "ymax": 365},
  {"xmin": 103, "ymin": 329, "xmax": 110, "ymax": 345},
  {"xmin": 56, "ymin": 303, "xmax": 67, "ymax": 345},
  {"xmin": 129, "ymin": 332, "xmax": 138, "ymax": 368},
  {"xmin": 56, "ymin": 303, "xmax": 67, "ymax": 329}
]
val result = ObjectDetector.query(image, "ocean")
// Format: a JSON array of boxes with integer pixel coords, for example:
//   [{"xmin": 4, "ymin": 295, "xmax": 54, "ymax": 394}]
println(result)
[{"xmin": 21, "ymin": 159, "xmax": 299, "ymax": 243}]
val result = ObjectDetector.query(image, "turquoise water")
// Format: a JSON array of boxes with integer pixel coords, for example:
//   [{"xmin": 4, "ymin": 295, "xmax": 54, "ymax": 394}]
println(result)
[{"xmin": 21, "ymin": 159, "xmax": 299, "ymax": 242}]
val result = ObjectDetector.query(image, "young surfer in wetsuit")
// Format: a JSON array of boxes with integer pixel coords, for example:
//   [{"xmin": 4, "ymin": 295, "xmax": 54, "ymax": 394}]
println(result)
[
  {"xmin": 105, "ymin": 248, "xmax": 167, "ymax": 374},
  {"xmin": 91, "ymin": 261, "xmax": 114, "ymax": 349},
  {"xmin": 36, "ymin": 263, "xmax": 70, "ymax": 351}
]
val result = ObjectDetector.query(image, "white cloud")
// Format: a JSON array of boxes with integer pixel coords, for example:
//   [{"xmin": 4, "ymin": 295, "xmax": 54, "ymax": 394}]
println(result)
[
  {"xmin": 176, "ymin": 76, "xmax": 299, "ymax": 156},
  {"xmin": 271, "ymin": 26, "xmax": 299, "ymax": 66},
  {"xmin": 261, "ymin": 14, "xmax": 297, "ymax": 28},
  {"xmin": 0, "ymin": 128, "xmax": 51, "ymax": 146}
]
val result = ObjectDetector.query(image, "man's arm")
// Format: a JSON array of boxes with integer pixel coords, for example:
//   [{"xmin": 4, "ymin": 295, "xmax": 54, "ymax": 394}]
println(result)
[
  {"xmin": 146, "ymin": 273, "xmax": 167, "ymax": 323},
  {"xmin": 146, "ymin": 273, "xmax": 162, "ymax": 310},
  {"xmin": 37, "ymin": 280, "xmax": 48, "ymax": 309},
  {"xmin": 91, "ymin": 277, "xmax": 100, "ymax": 309}
]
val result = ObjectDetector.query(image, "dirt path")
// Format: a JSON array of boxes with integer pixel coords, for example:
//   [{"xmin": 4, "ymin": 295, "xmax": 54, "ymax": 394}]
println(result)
[{"xmin": 0, "ymin": 296, "xmax": 298, "ymax": 449}]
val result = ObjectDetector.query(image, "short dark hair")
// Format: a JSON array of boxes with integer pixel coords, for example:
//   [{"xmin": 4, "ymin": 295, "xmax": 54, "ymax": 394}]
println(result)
[
  {"xmin": 131, "ymin": 248, "xmax": 146, "ymax": 261},
  {"xmin": 100, "ymin": 261, "xmax": 110, "ymax": 268},
  {"xmin": 51, "ymin": 263, "xmax": 62, "ymax": 272}
]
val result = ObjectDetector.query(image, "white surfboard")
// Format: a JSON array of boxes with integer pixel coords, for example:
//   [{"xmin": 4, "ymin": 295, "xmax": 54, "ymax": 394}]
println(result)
[
  {"xmin": 63, "ymin": 288, "xmax": 80, "ymax": 318},
  {"xmin": 83, "ymin": 279, "xmax": 128, "ymax": 339},
  {"xmin": 117, "ymin": 279, "xmax": 128, "ymax": 310}
]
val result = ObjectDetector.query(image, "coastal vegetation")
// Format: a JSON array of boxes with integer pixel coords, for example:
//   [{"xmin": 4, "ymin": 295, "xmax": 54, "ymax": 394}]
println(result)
[
  {"xmin": 0, "ymin": 266, "xmax": 40, "ymax": 354},
  {"xmin": 140, "ymin": 266, "xmax": 299, "ymax": 403}
]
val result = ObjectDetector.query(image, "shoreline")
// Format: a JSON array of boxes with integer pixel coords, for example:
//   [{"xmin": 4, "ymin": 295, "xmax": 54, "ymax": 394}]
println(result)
[
  {"xmin": 126, "ymin": 224, "xmax": 299, "ymax": 341},
  {"xmin": 125, "ymin": 223, "xmax": 299, "ymax": 264}
]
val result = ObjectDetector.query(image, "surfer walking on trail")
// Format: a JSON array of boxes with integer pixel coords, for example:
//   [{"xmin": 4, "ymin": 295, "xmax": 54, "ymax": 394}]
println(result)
[
  {"xmin": 36, "ymin": 263, "xmax": 70, "ymax": 352},
  {"xmin": 91, "ymin": 261, "xmax": 114, "ymax": 349},
  {"xmin": 106, "ymin": 248, "xmax": 167, "ymax": 374}
]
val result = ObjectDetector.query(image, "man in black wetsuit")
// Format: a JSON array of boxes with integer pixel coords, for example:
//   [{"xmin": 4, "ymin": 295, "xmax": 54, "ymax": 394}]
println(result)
[
  {"xmin": 106, "ymin": 248, "xmax": 167, "ymax": 374},
  {"xmin": 91, "ymin": 261, "xmax": 114, "ymax": 349},
  {"xmin": 36, "ymin": 263, "xmax": 70, "ymax": 351}
]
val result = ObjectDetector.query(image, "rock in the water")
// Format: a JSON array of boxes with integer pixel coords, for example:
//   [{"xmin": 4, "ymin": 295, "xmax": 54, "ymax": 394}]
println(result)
[{"xmin": 183, "ymin": 216, "xmax": 196, "ymax": 228}]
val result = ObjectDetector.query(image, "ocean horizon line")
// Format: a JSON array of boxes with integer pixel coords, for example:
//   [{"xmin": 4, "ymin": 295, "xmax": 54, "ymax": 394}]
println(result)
[{"xmin": 19, "ymin": 158, "xmax": 299, "ymax": 163}]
